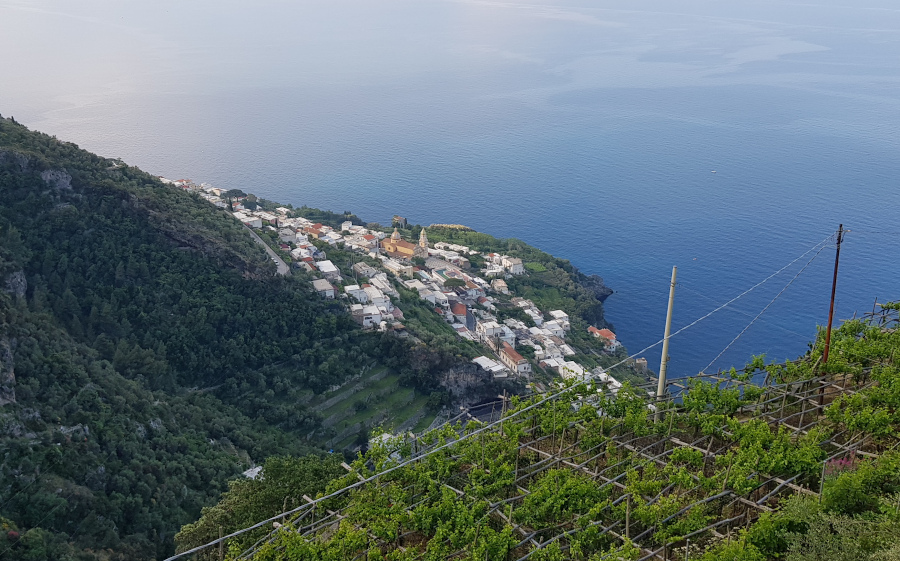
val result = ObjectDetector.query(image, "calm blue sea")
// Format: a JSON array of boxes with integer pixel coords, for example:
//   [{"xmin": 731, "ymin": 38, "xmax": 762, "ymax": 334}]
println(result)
[{"xmin": 2, "ymin": 0, "xmax": 898, "ymax": 376}]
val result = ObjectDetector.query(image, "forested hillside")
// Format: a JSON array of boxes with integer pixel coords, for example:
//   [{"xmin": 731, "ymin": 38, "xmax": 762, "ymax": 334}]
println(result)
[
  {"xmin": 0, "ymin": 117, "xmax": 463, "ymax": 560},
  {"xmin": 177, "ymin": 306, "xmax": 900, "ymax": 561}
]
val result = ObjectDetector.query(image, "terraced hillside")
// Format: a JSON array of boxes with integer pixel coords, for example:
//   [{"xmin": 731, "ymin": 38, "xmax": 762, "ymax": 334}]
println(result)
[
  {"xmin": 304, "ymin": 366, "xmax": 439, "ymax": 450},
  {"xmin": 174, "ymin": 304, "xmax": 900, "ymax": 561}
]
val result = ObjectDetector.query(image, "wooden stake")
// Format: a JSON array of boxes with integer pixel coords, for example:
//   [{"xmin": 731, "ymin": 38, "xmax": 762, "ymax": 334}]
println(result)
[{"xmin": 626, "ymin": 494, "xmax": 631, "ymax": 539}]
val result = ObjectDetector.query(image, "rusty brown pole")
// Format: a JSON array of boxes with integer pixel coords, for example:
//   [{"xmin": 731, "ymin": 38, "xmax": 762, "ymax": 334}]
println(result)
[
  {"xmin": 822, "ymin": 224, "xmax": 844, "ymax": 364},
  {"xmin": 819, "ymin": 225, "xmax": 844, "ymax": 407}
]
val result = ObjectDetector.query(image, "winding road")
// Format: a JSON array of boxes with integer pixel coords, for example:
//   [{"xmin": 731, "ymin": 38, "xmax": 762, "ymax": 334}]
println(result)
[{"xmin": 243, "ymin": 225, "xmax": 290, "ymax": 276}]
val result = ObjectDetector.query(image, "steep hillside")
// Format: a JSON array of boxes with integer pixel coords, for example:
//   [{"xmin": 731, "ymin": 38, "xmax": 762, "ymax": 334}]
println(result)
[
  {"xmin": 0, "ymin": 116, "xmax": 464, "ymax": 560},
  {"xmin": 176, "ymin": 306, "xmax": 900, "ymax": 561}
]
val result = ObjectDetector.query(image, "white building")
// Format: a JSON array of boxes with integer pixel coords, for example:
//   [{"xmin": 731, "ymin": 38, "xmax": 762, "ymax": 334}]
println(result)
[
  {"xmin": 524, "ymin": 308, "xmax": 544, "ymax": 326},
  {"xmin": 352, "ymin": 262, "xmax": 378, "ymax": 278},
  {"xmin": 351, "ymin": 304, "xmax": 382, "ymax": 328},
  {"xmin": 432, "ymin": 291, "xmax": 449, "ymax": 307},
  {"xmin": 558, "ymin": 361, "xmax": 586, "ymax": 380},
  {"xmin": 475, "ymin": 320, "xmax": 503, "ymax": 342},
  {"xmin": 364, "ymin": 286, "xmax": 393, "ymax": 312},
  {"xmin": 317, "ymin": 260, "xmax": 341, "ymax": 281},
  {"xmin": 501, "ymin": 256, "xmax": 525, "ymax": 275},
  {"xmin": 279, "ymin": 228, "xmax": 297, "ymax": 243},
  {"xmin": 384, "ymin": 259, "xmax": 414, "ymax": 277},
  {"xmin": 544, "ymin": 320, "xmax": 566, "ymax": 338},
  {"xmin": 472, "ymin": 356, "xmax": 509, "ymax": 378},
  {"xmin": 344, "ymin": 284, "xmax": 369, "ymax": 303},
  {"xmin": 404, "ymin": 279, "xmax": 427, "ymax": 292},
  {"xmin": 233, "ymin": 212, "xmax": 262, "ymax": 229},
  {"xmin": 311, "ymin": 279, "xmax": 335, "ymax": 299},
  {"xmin": 549, "ymin": 310, "xmax": 570, "ymax": 330},
  {"xmin": 369, "ymin": 274, "xmax": 398, "ymax": 297}
]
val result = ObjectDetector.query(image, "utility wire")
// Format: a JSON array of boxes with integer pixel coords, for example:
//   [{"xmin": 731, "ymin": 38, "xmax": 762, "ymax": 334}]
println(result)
[
  {"xmin": 700, "ymin": 239, "xmax": 830, "ymax": 373},
  {"xmin": 843, "ymin": 229, "xmax": 900, "ymax": 235},
  {"xmin": 162, "ymin": 233, "xmax": 836, "ymax": 561},
  {"xmin": 648, "ymin": 234, "xmax": 834, "ymax": 356},
  {"xmin": 0, "ymin": 482, "xmax": 81, "ymax": 559},
  {"xmin": 0, "ymin": 442, "xmax": 73, "ymax": 515},
  {"xmin": 678, "ymin": 284, "xmax": 812, "ymax": 340}
]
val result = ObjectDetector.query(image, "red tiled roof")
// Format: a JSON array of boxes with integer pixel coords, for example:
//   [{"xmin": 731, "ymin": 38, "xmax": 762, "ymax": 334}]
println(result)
[
  {"xmin": 589, "ymin": 327, "xmax": 616, "ymax": 340},
  {"xmin": 363, "ymin": 235, "xmax": 376, "ymax": 240},
  {"xmin": 451, "ymin": 302, "xmax": 467, "ymax": 316},
  {"xmin": 501, "ymin": 342, "xmax": 524, "ymax": 363}
]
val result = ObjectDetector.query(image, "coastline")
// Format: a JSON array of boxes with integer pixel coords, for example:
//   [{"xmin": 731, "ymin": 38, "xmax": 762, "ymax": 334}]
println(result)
[{"xmin": 160, "ymin": 176, "xmax": 648, "ymax": 393}]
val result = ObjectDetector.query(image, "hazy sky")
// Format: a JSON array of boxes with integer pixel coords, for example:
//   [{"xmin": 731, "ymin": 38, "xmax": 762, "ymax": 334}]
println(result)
[{"xmin": 3, "ymin": 0, "xmax": 899, "ymax": 131}]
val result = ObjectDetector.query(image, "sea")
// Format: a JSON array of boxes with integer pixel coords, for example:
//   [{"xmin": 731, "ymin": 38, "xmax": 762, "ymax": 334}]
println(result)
[{"xmin": 2, "ymin": 0, "xmax": 899, "ymax": 378}]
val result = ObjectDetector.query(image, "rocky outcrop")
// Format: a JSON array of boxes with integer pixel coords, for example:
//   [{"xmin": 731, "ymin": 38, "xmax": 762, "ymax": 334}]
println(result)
[
  {"xmin": 0, "ymin": 150, "xmax": 70, "ymax": 190},
  {"xmin": 3, "ymin": 270, "xmax": 26, "ymax": 298},
  {"xmin": 0, "ymin": 337, "xmax": 15, "ymax": 406},
  {"xmin": 0, "ymin": 150, "xmax": 31, "ymax": 173},
  {"xmin": 580, "ymin": 274, "xmax": 614, "ymax": 302},
  {"xmin": 438, "ymin": 363, "xmax": 521, "ymax": 408},
  {"xmin": 40, "ymin": 168, "xmax": 72, "ymax": 190}
]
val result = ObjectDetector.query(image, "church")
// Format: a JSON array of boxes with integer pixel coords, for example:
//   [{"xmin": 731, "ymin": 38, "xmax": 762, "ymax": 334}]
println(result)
[{"xmin": 381, "ymin": 227, "xmax": 429, "ymax": 261}]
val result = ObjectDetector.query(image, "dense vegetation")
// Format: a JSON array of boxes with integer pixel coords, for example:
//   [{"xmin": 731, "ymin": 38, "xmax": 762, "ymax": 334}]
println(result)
[
  {"xmin": 0, "ymin": 117, "xmax": 463, "ymax": 560},
  {"xmin": 180, "ymin": 305, "xmax": 900, "ymax": 561}
]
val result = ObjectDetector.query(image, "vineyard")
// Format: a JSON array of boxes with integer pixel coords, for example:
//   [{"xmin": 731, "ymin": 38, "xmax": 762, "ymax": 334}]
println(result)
[{"xmin": 174, "ymin": 304, "xmax": 900, "ymax": 561}]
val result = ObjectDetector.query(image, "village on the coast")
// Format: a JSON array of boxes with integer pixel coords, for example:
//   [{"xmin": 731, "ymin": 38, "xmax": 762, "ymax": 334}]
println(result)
[{"xmin": 160, "ymin": 178, "xmax": 645, "ymax": 390}]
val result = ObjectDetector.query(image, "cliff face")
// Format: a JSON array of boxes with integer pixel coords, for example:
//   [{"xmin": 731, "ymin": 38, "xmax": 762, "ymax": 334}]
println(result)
[
  {"xmin": 4, "ymin": 270, "xmax": 26, "ymax": 298},
  {"xmin": 437, "ymin": 363, "xmax": 522, "ymax": 408},
  {"xmin": 580, "ymin": 274, "xmax": 614, "ymax": 303},
  {"xmin": 0, "ymin": 336, "xmax": 14, "ymax": 406}
]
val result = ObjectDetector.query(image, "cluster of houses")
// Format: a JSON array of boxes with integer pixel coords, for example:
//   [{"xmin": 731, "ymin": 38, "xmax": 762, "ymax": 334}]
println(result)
[
  {"xmin": 483, "ymin": 253, "xmax": 525, "ymax": 277},
  {"xmin": 162, "ymin": 177, "xmax": 629, "ymax": 389},
  {"xmin": 161, "ymin": 178, "xmax": 239, "ymax": 210},
  {"xmin": 470, "ymin": 300, "xmax": 578, "ymax": 379}
]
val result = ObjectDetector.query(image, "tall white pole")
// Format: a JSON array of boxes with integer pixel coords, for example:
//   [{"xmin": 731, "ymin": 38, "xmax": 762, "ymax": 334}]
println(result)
[{"xmin": 656, "ymin": 266, "xmax": 677, "ymax": 412}]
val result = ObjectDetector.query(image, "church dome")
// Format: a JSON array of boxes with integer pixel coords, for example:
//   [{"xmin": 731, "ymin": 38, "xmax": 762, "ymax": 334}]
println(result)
[{"xmin": 391, "ymin": 228, "xmax": 401, "ymax": 241}]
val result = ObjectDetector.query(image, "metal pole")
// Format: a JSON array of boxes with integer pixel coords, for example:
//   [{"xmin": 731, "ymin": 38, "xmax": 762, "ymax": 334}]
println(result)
[
  {"xmin": 656, "ymin": 266, "xmax": 677, "ymax": 419},
  {"xmin": 822, "ymin": 225, "xmax": 843, "ymax": 364}
]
